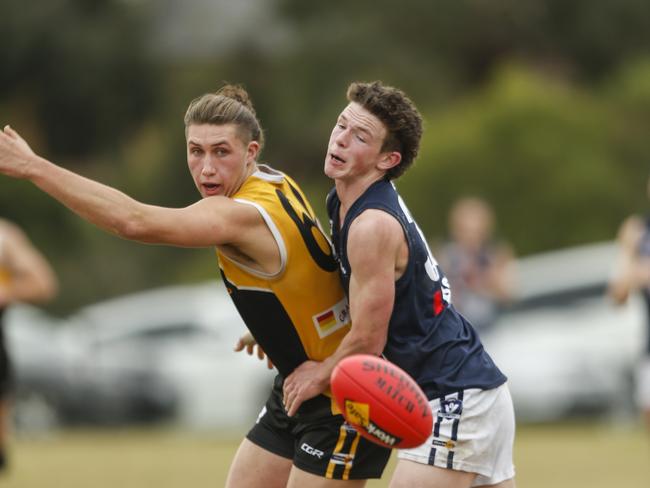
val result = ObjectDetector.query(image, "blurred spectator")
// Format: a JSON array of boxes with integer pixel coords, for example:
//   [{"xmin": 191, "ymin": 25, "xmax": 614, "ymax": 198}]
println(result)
[
  {"xmin": 608, "ymin": 176, "xmax": 650, "ymax": 432},
  {"xmin": 0, "ymin": 219, "xmax": 58, "ymax": 472},
  {"xmin": 436, "ymin": 196, "xmax": 516, "ymax": 335}
]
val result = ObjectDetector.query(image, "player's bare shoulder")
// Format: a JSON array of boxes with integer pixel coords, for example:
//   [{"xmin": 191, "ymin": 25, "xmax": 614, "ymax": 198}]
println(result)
[
  {"xmin": 349, "ymin": 209, "xmax": 402, "ymax": 244},
  {"xmin": 347, "ymin": 209, "xmax": 408, "ymax": 278}
]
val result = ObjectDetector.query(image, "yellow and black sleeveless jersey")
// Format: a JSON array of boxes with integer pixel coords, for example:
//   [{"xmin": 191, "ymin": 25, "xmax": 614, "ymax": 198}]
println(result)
[{"xmin": 217, "ymin": 165, "xmax": 351, "ymax": 379}]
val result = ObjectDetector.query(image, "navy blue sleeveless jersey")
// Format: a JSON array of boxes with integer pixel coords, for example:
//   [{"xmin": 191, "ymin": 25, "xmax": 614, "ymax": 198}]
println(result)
[{"xmin": 327, "ymin": 179, "xmax": 506, "ymax": 399}]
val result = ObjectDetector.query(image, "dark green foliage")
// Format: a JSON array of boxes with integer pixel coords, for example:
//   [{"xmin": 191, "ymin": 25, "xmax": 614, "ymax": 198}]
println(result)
[{"xmin": 1, "ymin": 1, "xmax": 650, "ymax": 311}]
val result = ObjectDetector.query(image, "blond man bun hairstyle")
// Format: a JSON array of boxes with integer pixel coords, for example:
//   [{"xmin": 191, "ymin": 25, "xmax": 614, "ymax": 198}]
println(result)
[{"xmin": 184, "ymin": 83, "xmax": 265, "ymax": 152}]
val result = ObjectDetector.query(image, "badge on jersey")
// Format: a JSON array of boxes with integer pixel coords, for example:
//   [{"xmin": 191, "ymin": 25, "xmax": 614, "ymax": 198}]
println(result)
[
  {"xmin": 438, "ymin": 398, "xmax": 463, "ymax": 420},
  {"xmin": 312, "ymin": 298, "xmax": 350, "ymax": 338}
]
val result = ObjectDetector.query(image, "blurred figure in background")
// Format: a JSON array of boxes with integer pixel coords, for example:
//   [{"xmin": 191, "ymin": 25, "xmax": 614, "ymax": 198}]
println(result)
[
  {"xmin": 436, "ymin": 197, "xmax": 516, "ymax": 335},
  {"xmin": 0, "ymin": 218, "xmax": 58, "ymax": 472},
  {"xmin": 608, "ymin": 175, "xmax": 650, "ymax": 432}
]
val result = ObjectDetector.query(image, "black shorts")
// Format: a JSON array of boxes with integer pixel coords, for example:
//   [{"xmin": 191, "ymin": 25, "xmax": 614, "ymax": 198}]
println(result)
[{"xmin": 247, "ymin": 375, "xmax": 391, "ymax": 480}]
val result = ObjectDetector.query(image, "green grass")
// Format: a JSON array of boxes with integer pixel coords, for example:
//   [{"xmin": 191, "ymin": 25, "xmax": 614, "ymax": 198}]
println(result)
[{"xmin": 2, "ymin": 422, "xmax": 649, "ymax": 487}]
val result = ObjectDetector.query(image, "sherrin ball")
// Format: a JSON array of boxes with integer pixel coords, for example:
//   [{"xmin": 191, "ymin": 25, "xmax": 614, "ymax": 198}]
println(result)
[{"xmin": 330, "ymin": 354, "xmax": 432, "ymax": 449}]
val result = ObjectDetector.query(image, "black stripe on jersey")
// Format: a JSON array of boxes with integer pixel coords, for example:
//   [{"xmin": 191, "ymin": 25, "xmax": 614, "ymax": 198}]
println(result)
[
  {"xmin": 428, "ymin": 447, "xmax": 437, "ymax": 466},
  {"xmin": 428, "ymin": 394, "xmax": 445, "ymax": 466},
  {"xmin": 450, "ymin": 390, "xmax": 464, "ymax": 442},
  {"xmin": 221, "ymin": 271, "xmax": 308, "ymax": 377},
  {"xmin": 275, "ymin": 189, "xmax": 337, "ymax": 273},
  {"xmin": 445, "ymin": 390, "xmax": 463, "ymax": 470},
  {"xmin": 446, "ymin": 450, "xmax": 455, "ymax": 469},
  {"xmin": 433, "ymin": 395, "xmax": 444, "ymax": 437},
  {"xmin": 285, "ymin": 178, "xmax": 308, "ymax": 212}
]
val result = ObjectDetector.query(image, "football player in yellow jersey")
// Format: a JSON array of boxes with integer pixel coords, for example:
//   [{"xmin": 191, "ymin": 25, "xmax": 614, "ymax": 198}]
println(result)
[
  {"xmin": 0, "ymin": 85, "xmax": 391, "ymax": 486},
  {"xmin": 0, "ymin": 218, "xmax": 58, "ymax": 472}
]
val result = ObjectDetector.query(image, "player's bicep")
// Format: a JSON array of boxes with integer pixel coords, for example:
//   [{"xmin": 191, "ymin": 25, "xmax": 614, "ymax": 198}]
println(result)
[
  {"xmin": 138, "ymin": 197, "xmax": 259, "ymax": 248},
  {"xmin": 347, "ymin": 212, "xmax": 403, "ymax": 341}
]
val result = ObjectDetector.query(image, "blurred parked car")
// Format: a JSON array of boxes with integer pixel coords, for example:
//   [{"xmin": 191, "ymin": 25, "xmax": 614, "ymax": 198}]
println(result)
[
  {"xmin": 6, "ymin": 281, "xmax": 276, "ymax": 431},
  {"xmin": 482, "ymin": 241, "xmax": 645, "ymax": 422}
]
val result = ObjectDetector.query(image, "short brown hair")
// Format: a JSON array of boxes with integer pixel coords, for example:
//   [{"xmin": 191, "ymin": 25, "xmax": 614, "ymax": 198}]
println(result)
[
  {"xmin": 184, "ymin": 83, "xmax": 265, "ymax": 152},
  {"xmin": 346, "ymin": 81, "xmax": 423, "ymax": 180}
]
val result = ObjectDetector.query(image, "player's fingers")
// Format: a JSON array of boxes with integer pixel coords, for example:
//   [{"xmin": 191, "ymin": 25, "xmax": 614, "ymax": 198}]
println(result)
[
  {"xmin": 267, "ymin": 358, "xmax": 274, "ymax": 369},
  {"xmin": 246, "ymin": 343, "xmax": 255, "ymax": 355},
  {"xmin": 233, "ymin": 339, "xmax": 244, "ymax": 352},
  {"xmin": 287, "ymin": 395, "xmax": 303, "ymax": 417},
  {"xmin": 256, "ymin": 346, "xmax": 265, "ymax": 360},
  {"xmin": 3, "ymin": 125, "xmax": 17, "ymax": 139},
  {"xmin": 282, "ymin": 381, "xmax": 293, "ymax": 408}
]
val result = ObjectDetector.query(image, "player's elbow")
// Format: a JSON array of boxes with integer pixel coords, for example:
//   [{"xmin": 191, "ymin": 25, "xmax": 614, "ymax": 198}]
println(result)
[
  {"xmin": 114, "ymin": 211, "xmax": 157, "ymax": 243},
  {"xmin": 115, "ymin": 219, "xmax": 144, "ymax": 241},
  {"xmin": 350, "ymin": 331, "xmax": 387, "ymax": 356}
]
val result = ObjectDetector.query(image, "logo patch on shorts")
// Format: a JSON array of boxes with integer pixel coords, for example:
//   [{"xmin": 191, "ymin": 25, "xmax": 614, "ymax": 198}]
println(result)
[
  {"xmin": 331, "ymin": 452, "xmax": 355, "ymax": 465},
  {"xmin": 432, "ymin": 438, "xmax": 456, "ymax": 449},
  {"xmin": 438, "ymin": 398, "xmax": 463, "ymax": 420},
  {"xmin": 300, "ymin": 442, "xmax": 325, "ymax": 459}
]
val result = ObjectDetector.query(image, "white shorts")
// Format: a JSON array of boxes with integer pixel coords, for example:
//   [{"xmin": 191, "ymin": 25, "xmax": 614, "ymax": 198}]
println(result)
[
  {"xmin": 635, "ymin": 356, "xmax": 650, "ymax": 410},
  {"xmin": 397, "ymin": 383, "xmax": 515, "ymax": 486}
]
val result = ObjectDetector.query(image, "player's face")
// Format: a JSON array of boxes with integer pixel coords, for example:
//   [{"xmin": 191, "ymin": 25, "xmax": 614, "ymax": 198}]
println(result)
[
  {"xmin": 186, "ymin": 123, "xmax": 258, "ymax": 198},
  {"xmin": 325, "ymin": 102, "xmax": 391, "ymax": 181}
]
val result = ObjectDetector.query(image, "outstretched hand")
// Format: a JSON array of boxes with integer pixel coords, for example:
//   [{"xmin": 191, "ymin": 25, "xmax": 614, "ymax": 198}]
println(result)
[
  {"xmin": 0, "ymin": 125, "xmax": 36, "ymax": 179},
  {"xmin": 234, "ymin": 331, "xmax": 274, "ymax": 369}
]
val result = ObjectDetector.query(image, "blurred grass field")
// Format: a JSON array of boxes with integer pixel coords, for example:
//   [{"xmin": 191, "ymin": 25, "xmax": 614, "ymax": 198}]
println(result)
[{"xmin": 2, "ymin": 422, "xmax": 649, "ymax": 488}]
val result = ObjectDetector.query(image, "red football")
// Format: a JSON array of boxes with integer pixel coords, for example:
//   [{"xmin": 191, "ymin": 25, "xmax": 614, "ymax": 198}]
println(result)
[{"xmin": 330, "ymin": 354, "xmax": 432, "ymax": 449}]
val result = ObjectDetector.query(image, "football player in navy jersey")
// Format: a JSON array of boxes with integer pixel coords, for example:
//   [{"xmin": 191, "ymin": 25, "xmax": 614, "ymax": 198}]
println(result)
[
  {"xmin": 283, "ymin": 82, "xmax": 516, "ymax": 488},
  {"xmin": 608, "ymin": 175, "xmax": 650, "ymax": 433}
]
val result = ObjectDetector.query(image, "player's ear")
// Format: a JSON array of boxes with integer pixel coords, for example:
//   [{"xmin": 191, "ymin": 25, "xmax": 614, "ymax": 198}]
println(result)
[
  {"xmin": 246, "ymin": 140, "xmax": 260, "ymax": 163},
  {"xmin": 378, "ymin": 151, "xmax": 401, "ymax": 172}
]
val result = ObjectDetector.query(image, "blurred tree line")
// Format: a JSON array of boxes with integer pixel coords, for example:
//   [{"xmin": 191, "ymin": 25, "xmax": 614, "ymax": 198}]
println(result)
[{"xmin": 1, "ymin": 0, "xmax": 649, "ymax": 313}]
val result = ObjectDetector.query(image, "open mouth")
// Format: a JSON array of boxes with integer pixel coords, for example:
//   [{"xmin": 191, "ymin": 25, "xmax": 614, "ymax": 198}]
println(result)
[
  {"xmin": 330, "ymin": 153, "xmax": 346, "ymax": 163},
  {"xmin": 202, "ymin": 183, "xmax": 221, "ymax": 194}
]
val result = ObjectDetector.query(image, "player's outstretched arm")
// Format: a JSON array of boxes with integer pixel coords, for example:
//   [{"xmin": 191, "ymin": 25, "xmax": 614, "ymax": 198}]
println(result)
[
  {"xmin": 0, "ymin": 126, "xmax": 259, "ymax": 249},
  {"xmin": 283, "ymin": 210, "xmax": 399, "ymax": 416}
]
